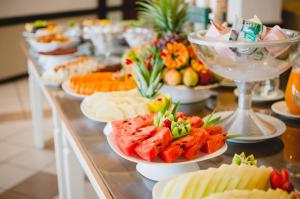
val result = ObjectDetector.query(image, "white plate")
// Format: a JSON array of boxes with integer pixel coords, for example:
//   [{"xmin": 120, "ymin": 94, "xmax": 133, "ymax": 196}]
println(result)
[
  {"xmin": 106, "ymin": 129, "xmax": 227, "ymax": 165},
  {"xmin": 161, "ymin": 83, "xmax": 219, "ymax": 104},
  {"xmin": 27, "ymin": 37, "xmax": 79, "ymax": 53},
  {"xmin": 272, "ymin": 101, "xmax": 300, "ymax": 119},
  {"xmin": 234, "ymin": 89, "xmax": 284, "ymax": 102},
  {"xmin": 80, "ymin": 99, "xmax": 111, "ymax": 123},
  {"xmin": 204, "ymin": 111, "xmax": 286, "ymax": 143},
  {"xmin": 62, "ymin": 81, "xmax": 87, "ymax": 99}
]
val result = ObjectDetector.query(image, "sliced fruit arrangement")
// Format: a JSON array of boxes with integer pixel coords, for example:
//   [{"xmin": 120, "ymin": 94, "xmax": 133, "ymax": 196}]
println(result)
[
  {"xmin": 81, "ymin": 90, "xmax": 169, "ymax": 122},
  {"xmin": 112, "ymin": 98, "xmax": 227, "ymax": 162},
  {"xmin": 81, "ymin": 90, "xmax": 150, "ymax": 122},
  {"xmin": 68, "ymin": 72, "xmax": 136, "ymax": 95},
  {"xmin": 160, "ymin": 153, "xmax": 296, "ymax": 199},
  {"xmin": 123, "ymin": 0, "xmax": 222, "ymax": 88}
]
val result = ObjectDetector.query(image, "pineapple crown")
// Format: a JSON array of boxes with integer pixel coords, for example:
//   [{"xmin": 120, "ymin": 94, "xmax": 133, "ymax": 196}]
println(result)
[
  {"xmin": 128, "ymin": 45, "xmax": 164, "ymax": 99},
  {"xmin": 137, "ymin": 0, "xmax": 188, "ymax": 36}
]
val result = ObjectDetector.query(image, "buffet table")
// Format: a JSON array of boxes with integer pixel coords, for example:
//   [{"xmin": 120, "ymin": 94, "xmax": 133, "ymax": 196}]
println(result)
[{"xmin": 24, "ymin": 46, "xmax": 300, "ymax": 199}]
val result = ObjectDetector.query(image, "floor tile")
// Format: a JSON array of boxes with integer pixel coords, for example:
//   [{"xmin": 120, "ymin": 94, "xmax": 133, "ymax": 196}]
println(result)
[
  {"xmin": 42, "ymin": 161, "xmax": 57, "ymax": 175},
  {"xmin": 0, "ymin": 119, "xmax": 33, "ymax": 141},
  {"xmin": 15, "ymin": 78, "xmax": 51, "ymax": 115},
  {"xmin": 0, "ymin": 191, "xmax": 33, "ymax": 199},
  {"xmin": 4, "ymin": 117, "xmax": 53, "ymax": 148},
  {"xmin": 8, "ymin": 149, "xmax": 54, "ymax": 170},
  {"xmin": 5, "ymin": 131, "xmax": 36, "ymax": 148},
  {"xmin": 0, "ymin": 163, "xmax": 35, "ymax": 189},
  {"xmin": 11, "ymin": 172, "xmax": 58, "ymax": 199},
  {"xmin": 0, "ymin": 142, "xmax": 25, "ymax": 162},
  {"xmin": 0, "ymin": 82, "xmax": 24, "ymax": 115}
]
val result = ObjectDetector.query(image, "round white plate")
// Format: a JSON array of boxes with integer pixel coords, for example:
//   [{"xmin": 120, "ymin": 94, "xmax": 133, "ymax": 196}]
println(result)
[
  {"xmin": 80, "ymin": 99, "xmax": 111, "ymax": 123},
  {"xmin": 204, "ymin": 111, "xmax": 286, "ymax": 143},
  {"xmin": 106, "ymin": 130, "xmax": 227, "ymax": 166},
  {"xmin": 161, "ymin": 83, "xmax": 219, "ymax": 104},
  {"xmin": 234, "ymin": 89, "xmax": 284, "ymax": 102},
  {"xmin": 272, "ymin": 101, "xmax": 300, "ymax": 119},
  {"xmin": 62, "ymin": 81, "xmax": 87, "ymax": 100}
]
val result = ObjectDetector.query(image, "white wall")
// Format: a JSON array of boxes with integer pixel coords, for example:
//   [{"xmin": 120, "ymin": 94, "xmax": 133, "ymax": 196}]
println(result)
[{"xmin": 0, "ymin": 0, "xmax": 97, "ymax": 18}]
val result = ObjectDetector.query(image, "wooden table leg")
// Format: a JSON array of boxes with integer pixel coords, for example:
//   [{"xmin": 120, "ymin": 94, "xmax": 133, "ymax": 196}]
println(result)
[
  {"xmin": 28, "ymin": 60, "xmax": 45, "ymax": 149},
  {"xmin": 62, "ymin": 123, "xmax": 85, "ymax": 199}
]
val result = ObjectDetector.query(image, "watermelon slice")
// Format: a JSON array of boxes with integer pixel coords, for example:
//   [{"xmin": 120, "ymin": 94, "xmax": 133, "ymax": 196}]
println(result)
[
  {"xmin": 188, "ymin": 116, "xmax": 204, "ymax": 128},
  {"xmin": 117, "ymin": 126, "xmax": 157, "ymax": 155},
  {"xmin": 183, "ymin": 128, "xmax": 209, "ymax": 159},
  {"xmin": 160, "ymin": 134, "xmax": 196, "ymax": 163},
  {"xmin": 176, "ymin": 112, "xmax": 186, "ymax": 120},
  {"xmin": 201, "ymin": 134, "xmax": 226, "ymax": 154},
  {"xmin": 135, "ymin": 127, "xmax": 173, "ymax": 161},
  {"xmin": 204, "ymin": 125, "xmax": 223, "ymax": 135},
  {"xmin": 112, "ymin": 114, "xmax": 154, "ymax": 136}
]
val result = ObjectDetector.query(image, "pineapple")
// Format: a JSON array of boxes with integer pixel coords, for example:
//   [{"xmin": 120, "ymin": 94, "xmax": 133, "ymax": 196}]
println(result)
[
  {"xmin": 138, "ymin": 0, "xmax": 189, "ymax": 49},
  {"xmin": 130, "ymin": 45, "xmax": 164, "ymax": 99}
]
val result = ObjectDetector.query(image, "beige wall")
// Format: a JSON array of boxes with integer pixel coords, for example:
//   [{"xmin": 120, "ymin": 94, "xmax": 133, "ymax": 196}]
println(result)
[{"xmin": 0, "ymin": 0, "xmax": 97, "ymax": 18}]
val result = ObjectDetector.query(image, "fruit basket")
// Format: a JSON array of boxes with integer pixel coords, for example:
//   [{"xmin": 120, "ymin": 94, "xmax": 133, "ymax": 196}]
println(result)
[
  {"xmin": 160, "ymin": 83, "xmax": 219, "ymax": 104},
  {"xmin": 121, "ymin": 0, "xmax": 221, "ymax": 104}
]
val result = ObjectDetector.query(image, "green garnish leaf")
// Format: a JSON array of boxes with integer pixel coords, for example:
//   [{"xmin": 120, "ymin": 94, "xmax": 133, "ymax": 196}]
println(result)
[
  {"xmin": 171, "ymin": 101, "xmax": 180, "ymax": 117},
  {"xmin": 203, "ymin": 111, "xmax": 221, "ymax": 128}
]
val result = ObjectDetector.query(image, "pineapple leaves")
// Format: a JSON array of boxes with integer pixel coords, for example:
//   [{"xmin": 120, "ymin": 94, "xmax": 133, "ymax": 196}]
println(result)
[
  {"xmin": 137, "ymin": 0, "xmax": 188, "ymax": 34},
  {"xmin": 131, "ymin": 46, "xmax": 164, "ymax": 99}
]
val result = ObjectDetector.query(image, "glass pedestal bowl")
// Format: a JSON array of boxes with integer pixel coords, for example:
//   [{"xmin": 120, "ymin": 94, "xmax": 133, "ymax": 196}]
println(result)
[{"xmin": 189, "ymin": 29, "xmax": 300, "ymax": 143}]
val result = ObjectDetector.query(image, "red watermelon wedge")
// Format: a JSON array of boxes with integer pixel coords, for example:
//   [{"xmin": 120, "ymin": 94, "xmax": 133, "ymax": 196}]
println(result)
[
  {"xmin": 116, "ymin": 126, "xmax": 157, "ymax": 155},
  {"xmin": 183, "ymin": 128, "xmax": 209, "ymax": 159},
  {"xmin": 135, "ymin": 127, "xmax": 173, "ymax": 161},
  {"xmin": 201, "ymin": 134, "xmax": 226, "ymax": 154}
]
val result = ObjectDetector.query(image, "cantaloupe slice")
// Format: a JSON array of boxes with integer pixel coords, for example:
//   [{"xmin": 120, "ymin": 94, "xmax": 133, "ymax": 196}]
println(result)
[
  {"xmin": 203, "ymin": 189, "xmax": 291, "ymax": 199},
  {"xmin": 162, "ymin": 164, "xmax": 273, "ymax": 199}
]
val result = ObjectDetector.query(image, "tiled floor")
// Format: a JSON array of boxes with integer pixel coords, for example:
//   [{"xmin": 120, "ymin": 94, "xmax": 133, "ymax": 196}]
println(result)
[{"xmin": 0, "ymin": 77, "xmax": 98, "ymax": 199}]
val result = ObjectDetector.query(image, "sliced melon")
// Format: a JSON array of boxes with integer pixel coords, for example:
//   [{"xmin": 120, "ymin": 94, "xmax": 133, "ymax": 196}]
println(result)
[
  {"xmin": 161, "ymin": 164, "xmax": 273, "ymax": 199},
  {"xmin": 203, "ymin": 189, "xmax": 291, "ymax": 199}
]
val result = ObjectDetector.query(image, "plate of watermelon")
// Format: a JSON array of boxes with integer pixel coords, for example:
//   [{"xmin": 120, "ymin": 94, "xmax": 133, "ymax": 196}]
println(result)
[{"xmin": 106, "ymin": 99, "xmax": 228, "ymax": 181}]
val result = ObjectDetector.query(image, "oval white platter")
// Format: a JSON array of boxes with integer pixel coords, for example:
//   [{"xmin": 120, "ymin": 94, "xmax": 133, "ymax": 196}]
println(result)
[
  {"xmin": 234, "ymin": 89, "xmax": 284, "ymax": 103},
  {"xmin": 62, "ymin": 81, "xmax": 88, "ymax": 100},
  {"xmin": 161, "ymin": 83, "xmax": 219, "ymax": 104},
  {"xmin": 106, "ymin": 129, "xmax": 227, "ymax": 166},
  {"xmin": 271, "ymin": 101, "xmax": 300, "ymax": 119},
  {"xmin": 80, "ymin": 99, "xmax": 111, "ymax": 123}
]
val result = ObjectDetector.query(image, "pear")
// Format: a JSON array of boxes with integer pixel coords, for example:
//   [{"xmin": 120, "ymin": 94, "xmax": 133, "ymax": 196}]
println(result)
[{"xmin": 183, "ymin": 67, "xmax": 198, "ymax": 87}]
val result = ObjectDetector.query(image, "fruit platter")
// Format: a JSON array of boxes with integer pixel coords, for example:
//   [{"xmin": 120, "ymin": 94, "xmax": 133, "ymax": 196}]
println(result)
[
  {"xmin": 81, "ymin": 90, "xmax": 152, "ymax": 122},
  {"xmin": 27, "ymin": 33, "xmax": 80, "ymax": 53},
  {"xmin": 106, "ymin": 98, "xmax": 228, "ymax": 181},
  {"xmin": 153, "ymin": 153, "xmax": 298, "ymax": 199},
  {"xmin": 24, "ymin": 20, "xmax": 63, "ymax": 38},
  {"xmin": 62, "ymin": 71, "xmax": 136, "ymax": 99},
  {"xmin": 121, "ymin": 0, "xmax": 221, "ymax": 104}
]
